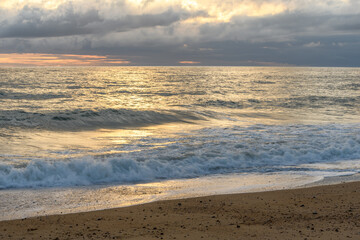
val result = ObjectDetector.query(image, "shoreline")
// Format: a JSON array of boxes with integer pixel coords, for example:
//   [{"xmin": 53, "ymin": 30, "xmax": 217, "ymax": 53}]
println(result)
[
  {"xmin": 302, "ymin": 172, "xmax": 360, "ymax": 187},
  {"xmin": 1, "ymin": 171, "xmax": 359, "ymax": 221},
  {"xmin": 1, "ymin": 180, "xmax": 360, "ymax": 239},
  {"xmin": 1, "ymin": 171, "xmax": 357, "ymax": 221}
]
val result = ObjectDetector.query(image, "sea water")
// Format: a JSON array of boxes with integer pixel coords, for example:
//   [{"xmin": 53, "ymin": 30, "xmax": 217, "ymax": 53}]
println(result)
[{"xmin": 0, "ymin": 66, "xmax": 359, "ymax": 220}]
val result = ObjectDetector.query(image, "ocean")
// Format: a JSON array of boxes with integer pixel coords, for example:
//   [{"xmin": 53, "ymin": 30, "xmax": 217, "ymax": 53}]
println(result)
[{"xmin": 1, "ymin": 66, "xmax": 359, "ymax": 220}]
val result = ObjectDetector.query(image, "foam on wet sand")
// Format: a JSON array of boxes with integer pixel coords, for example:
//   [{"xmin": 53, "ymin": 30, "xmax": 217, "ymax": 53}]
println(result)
[{"xmin": 1, "ymin": 181, "xmax": 359, "ymax": 239}]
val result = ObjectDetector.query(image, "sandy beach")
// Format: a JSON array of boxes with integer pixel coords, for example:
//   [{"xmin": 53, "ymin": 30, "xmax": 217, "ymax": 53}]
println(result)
[{"xmin": 1, "ymin": 181, "xmax": 359, "ymax": 239}]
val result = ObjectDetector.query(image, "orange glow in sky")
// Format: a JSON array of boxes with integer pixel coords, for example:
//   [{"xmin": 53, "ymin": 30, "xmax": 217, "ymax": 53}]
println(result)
[
  {"xmin": 179, "ymin": 61, "xmax": 200, "ymax": 64},
  {"xmin": 0, "ymin": 53, "xmax": 131, "ymax": 66}
]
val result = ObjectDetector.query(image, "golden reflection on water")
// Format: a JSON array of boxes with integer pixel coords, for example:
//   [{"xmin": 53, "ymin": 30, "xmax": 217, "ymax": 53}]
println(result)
[
  {"xmin": 1, "ymin": 121, "xmax": 203, "ymax": 163},
  {"xmin": 2, "ymin": 66, "xmax": 359, "ymax": 165},
  {"xmin": 98, "ymin": 128, "xmax": 153, "ymax": 144}
]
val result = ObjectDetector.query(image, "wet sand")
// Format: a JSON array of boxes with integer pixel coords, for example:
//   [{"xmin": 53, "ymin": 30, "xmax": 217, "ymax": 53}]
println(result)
[{"xmin": 1, "ymin": 181, "xmax": 360, "ymax": 239}]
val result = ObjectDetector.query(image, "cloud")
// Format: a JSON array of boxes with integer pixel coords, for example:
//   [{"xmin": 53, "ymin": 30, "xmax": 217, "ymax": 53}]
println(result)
[
  {"xmin": 0, "ymin": 5, "xmax": 101, "ymax": 38},
  {"xmin": 0, "ymin": 2, "xmax": 206, "ymax": 38},
  {"xmin": 0, "ymin": 53, "xmax": 130, "ymax": 66},
  {"xmin": 304, "ymin": 41, "xmax": 321, "ymax": 48},
  {"xmin": 0, "ymin": 0, "xmax": 359, "ymax": 66}
]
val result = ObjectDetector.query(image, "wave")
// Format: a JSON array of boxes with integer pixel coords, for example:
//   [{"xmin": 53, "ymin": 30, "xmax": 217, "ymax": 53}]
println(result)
[
  {"xmin": 0, "ymin": 108, "xmax": 205, "ymax": 130},
  {"xmin": 199, "ymin": 96, "xmax": 360, "ymax": 110},
  {"xmin": 1, "ymin": 153, "xmax": 359, "ymax": 190},
  {"xmin": 278, "ymin": 96, "xmax": 360, "ymax": 109},
  {"xmin": 0, "ymin": 91, "xmax": 69, "ymax": 100},
  {"xmin": 1, "ymin": 124, "xmax": 359, "ymax": 189}
]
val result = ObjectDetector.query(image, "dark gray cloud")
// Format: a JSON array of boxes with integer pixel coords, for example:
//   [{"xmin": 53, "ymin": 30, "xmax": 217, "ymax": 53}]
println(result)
[
  {"xmin": 0, "ymin": 3, "xmax": 206, "ymax": 38},
  {"xmin": 93, "ymin": 8, "xmax": 207, "ymax": 34},
  {"xmin": 0, "ymin": 6, "xmax": 100, "ymax": 38},
  {"xmin": 197, "ymin": 12, "xmax": 360, "ymax": 43},
  {"xmin": 332, "ymin": 15, "xmax": 360, "ymax": 31}
]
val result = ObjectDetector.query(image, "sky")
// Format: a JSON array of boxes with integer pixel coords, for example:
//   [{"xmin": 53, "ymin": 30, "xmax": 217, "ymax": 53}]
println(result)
[{"xmin": 0, "ymin": 0, "xmax": 359, "ymax": 66}]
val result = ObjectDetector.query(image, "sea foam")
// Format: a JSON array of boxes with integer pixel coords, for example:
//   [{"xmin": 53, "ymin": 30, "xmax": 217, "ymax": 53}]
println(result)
[{"xmin": 1, "ymin": 124, "xmax": 359, "ymax": 189}]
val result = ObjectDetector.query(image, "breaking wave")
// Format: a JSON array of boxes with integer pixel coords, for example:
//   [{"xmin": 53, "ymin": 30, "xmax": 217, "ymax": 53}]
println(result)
[{"xmin": 1, "ymin": 124, "xmax": 359, "ymax": 189}]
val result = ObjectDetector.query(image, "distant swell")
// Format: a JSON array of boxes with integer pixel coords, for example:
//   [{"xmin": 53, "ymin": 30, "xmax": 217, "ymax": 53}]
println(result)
[
  {"xmin": 199, "ymin": 96, "xmax": 360, "ymax": 110},
  {"xmin": 0, "ymin": 91, "xmax": 69, "ymax": 100},
  {"xmin": 0, "ymin": 109, "xmax": 205, "ymax": 130}
]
